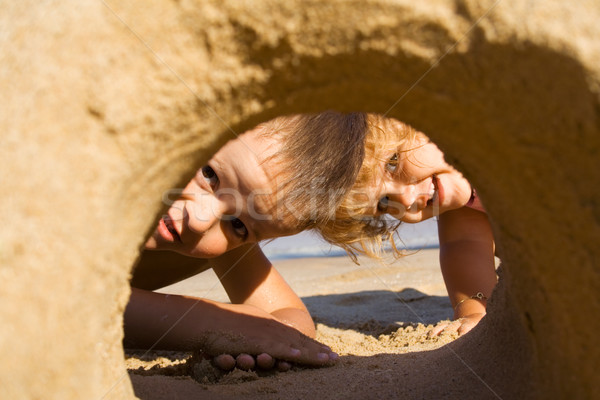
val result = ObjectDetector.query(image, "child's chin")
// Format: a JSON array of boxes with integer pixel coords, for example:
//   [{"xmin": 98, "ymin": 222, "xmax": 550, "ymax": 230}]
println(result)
[
  {"xmin": 402, "ymin": 215, "xmax": 424, "ymax": 224},
  {"xmin": 404, "ymin": 209, "xmax": 438, "ymax": 224}
]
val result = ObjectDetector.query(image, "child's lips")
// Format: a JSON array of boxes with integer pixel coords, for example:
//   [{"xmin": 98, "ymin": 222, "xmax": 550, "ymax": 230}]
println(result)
[
  {"xmin": 433, "ymin": 175, "xmax": 444, "ymax": 206},
  {"xmin": 158, "ymin": 216, "xmax": 182, "ymax": 242},
  {"xmin": 426, "ymin": 176, "xmax": 436, "ymax": 207},
  {"xmin": 427, "ymin": 175, "xmax": 442, "ymax": 207}
]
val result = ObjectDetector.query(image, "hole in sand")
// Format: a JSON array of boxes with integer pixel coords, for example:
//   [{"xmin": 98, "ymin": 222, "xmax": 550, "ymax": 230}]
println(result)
[{"xmin": 124, "ymin": 112, "xmax": 499, "ymax": 388}]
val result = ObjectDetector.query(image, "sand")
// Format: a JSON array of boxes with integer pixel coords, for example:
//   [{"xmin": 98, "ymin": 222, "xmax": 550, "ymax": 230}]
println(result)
[{"xmin": 126, "ymin": 249, "xmax": 498, "ymax": 399}]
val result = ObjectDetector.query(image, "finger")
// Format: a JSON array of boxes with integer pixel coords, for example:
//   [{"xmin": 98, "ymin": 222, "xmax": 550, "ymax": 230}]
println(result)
[
  {"xmin": 317, "ymin": 351, "xmax": 330, "ymax": 363},
  {"xmin": 277, "ymin": 360, "xmax": 292, "ymax": 372},
  {"xmin": 256, "ymin": 353, "xmax": 276, "ymax": 370},
  {"xmin": 457, "ymin": 320, "xmax": 476, "ymax": 336},
  {"xmin": 443, "ymin": 319, "xmax": 463, "ymax": 334},
  {"xmin": 269, "ymin": 340, "xmax": 333, "ymax": 366},
  {"xmin": 213, "ymin": 354, "xmax": 236, "ymax": 371},
  {"xmin": 321, "ymin": 345, "xmax": 339, "ymax": 363},
  {"xmin": 235, "ymin": 353, "xmax": 256, "ymax": 371},
  {"xmin": 428, "ymin": 322, "xmax": 449, "ymax": 337},
  {"xmin": 289, "ymin": 347, "xmax": 301, "ymax": 357},
  {"xmin": 295, "ymin": 345, "xmax": 336, "ymax": 366}
]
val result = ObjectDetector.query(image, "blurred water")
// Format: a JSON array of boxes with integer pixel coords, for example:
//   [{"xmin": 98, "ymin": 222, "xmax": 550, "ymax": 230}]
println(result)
[{"xmin": 261, "ymin": 218, "xmax": 439, "ymax": 260}]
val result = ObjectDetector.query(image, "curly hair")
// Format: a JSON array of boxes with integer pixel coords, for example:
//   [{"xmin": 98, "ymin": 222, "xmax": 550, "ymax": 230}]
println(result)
[{"xmin": 315, "ymin": 114, "xmax": 418, "ymax": 262}]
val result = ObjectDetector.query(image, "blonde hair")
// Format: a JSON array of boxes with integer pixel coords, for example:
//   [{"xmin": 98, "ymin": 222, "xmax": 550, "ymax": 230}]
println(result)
[
  {"xmin": 316, "ymin": 114, "xmax": 418, "ymax": 262},
  {"xmin": 257, "ymin": 111, "xmax": 368, "ymax": 232}
]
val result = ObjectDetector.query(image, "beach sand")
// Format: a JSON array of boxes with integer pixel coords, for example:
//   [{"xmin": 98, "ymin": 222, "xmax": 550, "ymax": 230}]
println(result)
[{"xmin": 126, "ymin": 249, "xmax": 473, "ymax": 399}]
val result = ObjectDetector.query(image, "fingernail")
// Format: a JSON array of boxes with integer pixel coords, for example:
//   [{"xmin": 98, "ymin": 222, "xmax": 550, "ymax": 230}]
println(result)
[
  {"xmin": 329, "ymin": 352, "xmax": 339, "ymax": 361},
  {"xmin": 289, "ymin": 348, "xmax": 301, "ymax": 357},
  {"xmin": 317, "ymin": 352, "xmax": 328, "ymax": 362}
]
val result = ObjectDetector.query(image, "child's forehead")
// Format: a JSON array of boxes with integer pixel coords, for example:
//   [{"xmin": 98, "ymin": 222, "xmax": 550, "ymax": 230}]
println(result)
[{"xmin": 211, "ymin": 133, "xmax": 282, "ymax": 182}]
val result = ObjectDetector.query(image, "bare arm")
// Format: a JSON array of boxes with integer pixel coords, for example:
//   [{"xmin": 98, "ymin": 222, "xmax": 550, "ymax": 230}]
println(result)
[
  {"xmin": 431, "ymin": 206, "xmax": 497, "ymax": 335},
  {"xmin": 124, "ymin": 287, "xmax": 329, "ymax": 364},
  {"xmin": 124, "ymin": 244, "xmax": 332, "ymax": 366},
  {"xmin": 210, "ymin": 243, "xmax": 316, "ymax": 338}
]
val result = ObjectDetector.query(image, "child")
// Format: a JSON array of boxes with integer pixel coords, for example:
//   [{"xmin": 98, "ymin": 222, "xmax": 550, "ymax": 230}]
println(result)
[
  {"xmin": 320, "ymin": 115, "xmax": 497, "ymax": 336},
  {"xmin": 125, "ymin": 111, "xmax": 368, "ymax": 371}
]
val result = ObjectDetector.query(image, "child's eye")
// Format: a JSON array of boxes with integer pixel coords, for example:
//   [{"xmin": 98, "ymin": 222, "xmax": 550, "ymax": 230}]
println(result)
[
  {"xmin": 377, "ymin": 196, "xmax": 389, "ymax": 213},
  {"xmin": 201, "ymin": 165, "xmax": 218, "ymax": 187},
  {"xmin": 385, "ymin": 153, "xmax": 398, "ymax": 174},
  {"xmin": 229, "ymin": 218, "xmax": 248, "ymax": 239}
]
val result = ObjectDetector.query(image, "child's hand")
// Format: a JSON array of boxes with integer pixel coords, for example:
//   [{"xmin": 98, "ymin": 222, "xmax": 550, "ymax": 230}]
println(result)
[
  {"xmin": 212, "ymin": 346, "xmax": 336, "ymax": 372},
  {"xmin": 212, "ymin": 353, "xmax": 283, "ymax": 371},
  {"xmin": 427, "ymin": 313, "xmax": 486, "ymax": 337},
  {"xmin": 200, "ymin": 303, "xmax": 338, "ymax": 369}
]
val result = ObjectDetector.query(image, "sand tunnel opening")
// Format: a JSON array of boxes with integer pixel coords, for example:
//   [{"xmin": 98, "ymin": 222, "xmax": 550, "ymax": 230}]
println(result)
[
  {"xmin": 124, "ymin": 108, "xmax": 515, "ymax": 394},
  {"xmin": 124, "ymin": 32, "xmax": 600, "ymax": 397}
]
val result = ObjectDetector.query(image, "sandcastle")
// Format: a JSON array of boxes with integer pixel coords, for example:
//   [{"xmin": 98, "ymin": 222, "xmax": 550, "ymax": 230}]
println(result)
[{"xmin": 1, "ymin": 0, "xmax": 598, "ymax": 398}]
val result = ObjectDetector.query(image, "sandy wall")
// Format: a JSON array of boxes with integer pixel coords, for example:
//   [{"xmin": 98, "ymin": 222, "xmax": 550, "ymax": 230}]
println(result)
[{"xmin": 1, "ymin": 0, "xmax": 598, "ymax": 398}]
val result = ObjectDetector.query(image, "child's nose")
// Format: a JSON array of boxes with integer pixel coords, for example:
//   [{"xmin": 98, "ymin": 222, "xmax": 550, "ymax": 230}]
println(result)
[
  {"xmin": 184, "ymin": 197, "xmax": 227, "ymax": 235},
  {"xmin": 385, "ymin": 182, "xmax": 417, "ymax": 210}
]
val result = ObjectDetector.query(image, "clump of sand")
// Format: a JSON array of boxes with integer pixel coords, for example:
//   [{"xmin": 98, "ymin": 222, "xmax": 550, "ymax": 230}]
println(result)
[{"xmin": 317, "ymin": 321, "xmax": 458, "ymax": 357}]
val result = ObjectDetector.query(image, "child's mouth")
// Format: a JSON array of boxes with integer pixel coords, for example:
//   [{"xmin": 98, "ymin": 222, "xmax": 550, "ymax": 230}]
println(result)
[
  {"xmin": 163, "ymin": 216, "xmax": 182, "ymax": 242},
  {"xmin": 427, "ymin": 175, "xmax": 438, "ymax": 207}
]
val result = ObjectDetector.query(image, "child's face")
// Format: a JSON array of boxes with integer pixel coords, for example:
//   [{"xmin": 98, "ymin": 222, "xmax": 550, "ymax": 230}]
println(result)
[
  {"xmin": 372, "ymin": 135, "xmax": 472, "ymax": 223},
  {"xmin": 145, "ymin": 129, "xmax": 295, "ymax": 258}
]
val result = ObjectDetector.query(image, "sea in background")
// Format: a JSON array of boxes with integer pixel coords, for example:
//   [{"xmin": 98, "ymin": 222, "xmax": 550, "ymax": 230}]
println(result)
[{"xmin": 261, "ymin": 218, "xmax": 439, "ymax": 260}]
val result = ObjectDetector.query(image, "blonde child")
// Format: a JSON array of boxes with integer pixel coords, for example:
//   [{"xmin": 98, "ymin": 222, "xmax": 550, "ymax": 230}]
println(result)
[{"xmin": 321, "ymin": 115, "xmax": 497, "ymax": 336}]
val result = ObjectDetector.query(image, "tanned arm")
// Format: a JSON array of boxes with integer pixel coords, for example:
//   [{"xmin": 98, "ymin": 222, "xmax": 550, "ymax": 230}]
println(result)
[{"xmin": 431, "ymin": 206, "xmax": 497, "ymax": 335}]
